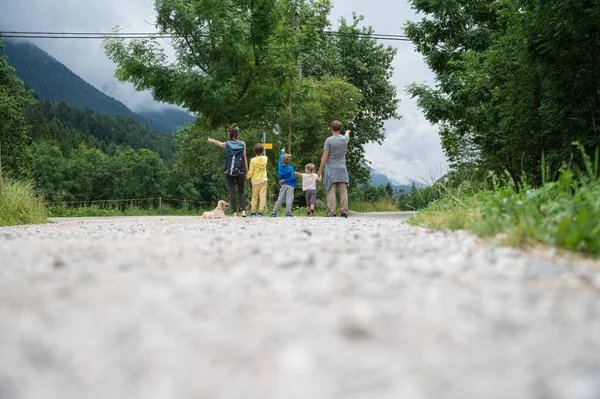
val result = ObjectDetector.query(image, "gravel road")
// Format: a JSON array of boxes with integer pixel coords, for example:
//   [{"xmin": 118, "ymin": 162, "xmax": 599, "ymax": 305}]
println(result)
[{"xmin": 1, "ymin": 213, "xmax": 599, "ymax": 399}]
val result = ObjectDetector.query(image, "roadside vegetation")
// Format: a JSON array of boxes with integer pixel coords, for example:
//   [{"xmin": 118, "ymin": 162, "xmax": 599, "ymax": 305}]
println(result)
[
  {"xmin": 45, "ymin": 192, "xmax": 398, "ymax": 218},
  {"xmin": 406, "ymin": 148, "xmax": 600, "ymax": 257},
  {"xmin": 0, "ymin": 179, "xmax": 47, "ymax": 226},
  {"xmin": 401, "ymin": 0, "xmax": 600, "ymax": 258}
]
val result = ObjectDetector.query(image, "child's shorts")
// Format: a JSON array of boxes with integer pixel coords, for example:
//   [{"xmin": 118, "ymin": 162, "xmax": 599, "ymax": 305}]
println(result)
[{"xmin": 305, "ymin": 189, "xmax": 317, "ymax": 206}]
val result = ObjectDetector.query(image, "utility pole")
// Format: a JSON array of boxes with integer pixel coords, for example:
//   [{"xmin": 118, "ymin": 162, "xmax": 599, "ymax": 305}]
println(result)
[
  {"xmin": 288, "ymin": 12, "xmax": 300, "ymax": 155},
  {"xmin": 288, "ymin": 78, "xmax": 293, "ymax": 155}
]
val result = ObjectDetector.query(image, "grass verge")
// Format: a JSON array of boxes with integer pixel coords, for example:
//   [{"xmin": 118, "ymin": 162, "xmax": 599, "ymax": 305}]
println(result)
[
  {"xmin": 411, "ymin": 167, "xmax": 600, "ymax": 257},
  {"xmin": 47, "ymin": 205, "xmax": 207, "ymax": 218},
  {"xmin": 0, "ymin": 179, "xmax": 48, "ymax": 226},
  {"xmin": 47, "ymin": 198, "xmax": 399, "ymax": 218}
]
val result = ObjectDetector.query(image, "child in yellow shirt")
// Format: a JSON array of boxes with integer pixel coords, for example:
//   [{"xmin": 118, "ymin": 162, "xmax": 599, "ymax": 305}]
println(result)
[{"xmin": 246, "ymin": 143, "xmax": 268, "ymax": 216}]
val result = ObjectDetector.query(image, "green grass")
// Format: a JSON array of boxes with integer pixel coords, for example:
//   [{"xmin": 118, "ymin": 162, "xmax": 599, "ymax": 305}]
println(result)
[
  {"xmin": 411, "ymin": 152, "xmax": 600, "ymax": 256},
  {"xmin": 348, "ymin": 198, "xmax": 399, "ymax": 212},
  {"xmin": 47, "ymin": 204, "xmax": 208, "ymax": 217},
  {"xmin": 397, "ymin": 184, "xmax": 445, "ymax": 211},
  {"xmin": 47, "ymin": 198, "xmax": 399, "ymax": 218},
  {"xmin": 0, "ymin": 178, "xmax": 48, "ymax": 226}
]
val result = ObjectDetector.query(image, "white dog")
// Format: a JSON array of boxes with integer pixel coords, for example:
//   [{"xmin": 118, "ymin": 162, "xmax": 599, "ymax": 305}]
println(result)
[{"xmin": 201, "ymin": 200, "xmax": 229, "ymax": 218}]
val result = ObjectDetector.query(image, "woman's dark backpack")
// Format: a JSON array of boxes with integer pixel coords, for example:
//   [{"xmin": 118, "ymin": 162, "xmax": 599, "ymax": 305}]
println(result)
[{"xmin": 224, "ymin": 141, "xmax": 245, "ymax": 176}]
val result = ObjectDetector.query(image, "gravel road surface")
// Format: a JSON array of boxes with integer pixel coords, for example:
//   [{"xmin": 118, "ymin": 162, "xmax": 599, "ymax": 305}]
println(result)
[{"xmin": 1, "ymin": 214, "xmax": 599, "ymax": 399}]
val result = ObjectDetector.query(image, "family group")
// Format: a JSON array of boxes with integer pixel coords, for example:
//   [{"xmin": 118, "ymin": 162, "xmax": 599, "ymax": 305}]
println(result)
[{"xmin": 207, "ymin": 120, "xmax": 351, "ymax": 218}]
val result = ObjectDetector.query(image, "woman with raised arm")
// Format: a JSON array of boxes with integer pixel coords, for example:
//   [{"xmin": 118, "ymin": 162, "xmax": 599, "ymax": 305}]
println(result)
[
  {"xmin": 207, "ymin": 123, "xmax": 249, "ymax": 217},
  {"xmin": 317, "ymin": 120, "xmax": 351, "ymax": 218}
]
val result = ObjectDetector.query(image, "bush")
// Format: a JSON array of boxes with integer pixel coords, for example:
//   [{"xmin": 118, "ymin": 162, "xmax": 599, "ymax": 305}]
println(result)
[{"xmin": 0, "ymin": 178, "xmax": 47, "ymax": 226}]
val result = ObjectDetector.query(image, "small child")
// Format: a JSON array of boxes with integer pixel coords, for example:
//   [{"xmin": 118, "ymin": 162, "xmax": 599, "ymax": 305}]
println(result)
[
  {"xmin": 246, "ymin": 143, "xmax": 268, "ymax": 216},
  {"xmin": 272, "ymin": 149, "xmax": 297, "ymax": 217},
  {"xmin": 295, "ymin": 163, "xmax": 320, "ymax": 217}
]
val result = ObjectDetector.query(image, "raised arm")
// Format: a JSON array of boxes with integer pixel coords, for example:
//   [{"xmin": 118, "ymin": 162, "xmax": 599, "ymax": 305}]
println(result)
[
  {"xmin": 294, "ymin": 171, "xmax": 302, "ymax": 177},
  {"xmin": 345, "ymin": 130, "xmax": 351, "ymax": 138},
  {"xmin": 207, "ymin": 138, "xmax": 226, "ymax": 148}
]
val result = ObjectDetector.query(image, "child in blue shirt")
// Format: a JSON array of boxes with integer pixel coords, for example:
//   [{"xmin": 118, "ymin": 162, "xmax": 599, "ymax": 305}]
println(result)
[{"xmin": 272, "ymin": 149, "xmax": 297, "ymax": 217}]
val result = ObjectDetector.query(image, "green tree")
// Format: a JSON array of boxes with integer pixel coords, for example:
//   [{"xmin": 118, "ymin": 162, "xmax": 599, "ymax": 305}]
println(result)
[
  {"xmin": 170, "ymin": 124, "xmax": 229, "ymax": 203},
  {"xmin": 385, "ymin": 182, "xmax": 393, "ymax": 197},
  {"xmin": 132, "ymin": 149, "xmax": 169, "ymax": 198},
  {"xmin": 104, "ymin": 0, "xmax": 328, "ymax": 126},
  {"xmin": 30, "ymin": 140, "xmax": 68, "ymax": 201},
  {"xmin": 303, "ymin": 14, "xmax": 400, "ymax": 184},
  {"xmin": 291, "ymin": 76, "xmax": 362, "ymax": 181},
  {"xmin": 0, "ymin": 38, "xmax": 36, "ymax": 178},
  {"xmin": 104, "ymin": 1, "xmax": 399, "ymax": 186},
  {"xmin": 405, "ymin": 0, "xmax": 600, "ymax": 183},
  {"xmin": 110, "ymin": 148, "xmax": 168, "ymax": 200},
  {"xmin": 65, "ymin": 146, "xmax": 113, "ymax": 201}
]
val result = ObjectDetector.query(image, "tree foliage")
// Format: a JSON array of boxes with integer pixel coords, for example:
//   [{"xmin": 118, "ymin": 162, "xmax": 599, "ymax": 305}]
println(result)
[
  {"xmin": 0, "ymin": 38, "xmax": 36, "ymax": 178},
  {"xmin": 25, "ymin": 101, "xmax": 176, "ymax": 164},
  {"xmin": 105, "ymin": 0, "xmax": 399, "ymax": 186},
  {"xmin": 303, "ymin": 14, "xmax": 400, "ymax": 183},
  {"xmin": 405, "ymin": 0, "xmax": 600, "ymax": 183},
  {"xmin": 31, "ymin": 141, "xmax": 169, "ymax": 202}
]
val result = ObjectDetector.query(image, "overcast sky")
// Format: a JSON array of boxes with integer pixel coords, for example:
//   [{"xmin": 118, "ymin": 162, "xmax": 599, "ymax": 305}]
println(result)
[{"xmin": 1, "ymin": 0, "xmax": 447, "ymax": 184}]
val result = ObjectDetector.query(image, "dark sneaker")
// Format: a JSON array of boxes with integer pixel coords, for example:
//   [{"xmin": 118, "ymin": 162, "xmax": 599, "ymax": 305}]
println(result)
[
  {"xmin": 341, "ymin": 213, "xmax": 348, "ymax": 218},
  {"xmin": 258, "ymin": 212, "xmax": 264, "ymax": 216},
  {"xmin": 271, "ymin": 212, "xmax": 277, "ymax": 217},
  {"xmin": 250, "ymin": 212, "xmax": 256, "ymax": 217},
  {"xmin": 327, "ymin": 214, "xmax": 337, "ymax": 217},
  {"xmin": 285, "ymin": 213, "xmax": 294, "ymax": 217}
]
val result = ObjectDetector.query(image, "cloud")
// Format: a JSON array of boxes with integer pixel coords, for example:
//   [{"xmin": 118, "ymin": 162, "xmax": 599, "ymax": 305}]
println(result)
[{"xmin": 0, "ymin": 0, "xmax": 448, "ymax": 180}]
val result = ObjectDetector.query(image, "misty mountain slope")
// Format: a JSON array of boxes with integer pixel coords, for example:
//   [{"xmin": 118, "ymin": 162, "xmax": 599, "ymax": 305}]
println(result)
[
  {"xmin": 138, "ymin": 109, "xmax": 195, "ymax": 133},
  {"xmin": 1, "ymin": 40, "xmax": 193, "ymax": 133},
  {"xmin": 2, "ymin": 40, "xmax": 136, "ymax": 117},
  {"xmin": 368, "ymin": 168, "xmax": 426, "ymax": 192}
]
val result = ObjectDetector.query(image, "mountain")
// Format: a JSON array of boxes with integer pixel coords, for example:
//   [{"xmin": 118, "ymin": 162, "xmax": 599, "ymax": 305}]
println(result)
[
  {"xmin": 369, "ymin": 168, "xmax": 426, "ymax": 193},
  {"xmin": 1, "ymin": 40, "xmax": 193, "ymax": 133},
  {"xmin": 138, "ymin": 108, "xmax": 195, "ymax": 133}
]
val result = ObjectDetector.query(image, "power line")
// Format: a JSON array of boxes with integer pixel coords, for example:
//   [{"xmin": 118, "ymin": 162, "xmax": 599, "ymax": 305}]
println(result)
[
  {"xmin": 2, "ymin": 30, "xmax": 409, "ymax": 38},
  {"xmin": 1, "ymin": 30, "xmax": 412, "ymax": 42},
  {"xmin": 2, "ymin": 35, "xmax": 162, "ymax": 39},
  {"xmin": 2, "ymin": 31, "xmax": 171, "ymax": 35}
]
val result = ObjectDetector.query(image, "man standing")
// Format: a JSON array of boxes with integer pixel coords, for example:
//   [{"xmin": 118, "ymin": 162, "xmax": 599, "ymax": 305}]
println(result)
[{"xmin": 317, "ymin": 121, "xmax": 350, "ymax": 218}]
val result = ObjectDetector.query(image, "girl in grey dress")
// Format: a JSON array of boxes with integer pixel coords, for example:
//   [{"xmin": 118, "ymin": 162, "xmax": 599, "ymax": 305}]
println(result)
[{"xmin": 317, "ymin": 121, "xmax": 351, "ymax": 217}]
